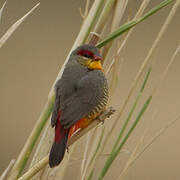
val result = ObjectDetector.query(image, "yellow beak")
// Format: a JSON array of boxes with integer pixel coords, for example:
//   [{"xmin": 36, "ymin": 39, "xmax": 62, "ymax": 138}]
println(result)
[{"xmin": 88, "ymin": 60, "xmax": 102, "ymax": 70}]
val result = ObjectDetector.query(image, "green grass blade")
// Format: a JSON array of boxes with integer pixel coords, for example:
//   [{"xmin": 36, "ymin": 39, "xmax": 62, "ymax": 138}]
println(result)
[
  {"xmin": 17, "ymin": 98, "xmax": 54, "ymax": 177},
  {"xmin": 140, "ymin": 67, "xmax": 151, "ymax": 93},
  {"xmin": 112, "ymin": 94, "xmax": 140, "ymax": 152},
  {"xmin": 98, "ymin": 96, "xmax": 152, "ymax": 180},
  {"xmin": 87, "ymin": 169, "xmax": 94, "ymax": 180},
  {"xmin": 82, "ymin": 0, "xmax": 106, "ymax": 44},
  {"xmin": 82, "ymin": 127, "xmax": 104, "ymax": 180},
  {"xmin": 112, "ymin": 67, "xmax": 151, "ymax": 153},
  {"xmin": 7, "ymin": 1, "xmax": 105, "ymax": 179},
  {"xmin": 89, "ymin": 127, "xmax": 105, "ymax": 166},
  {"xmin": 96, "ymin": 0, "xmax": 174, "ymax": 48}
]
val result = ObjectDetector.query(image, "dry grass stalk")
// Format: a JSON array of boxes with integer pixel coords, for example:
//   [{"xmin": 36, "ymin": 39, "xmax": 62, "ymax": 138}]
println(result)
[
  {"xmin": 78, "ymin": 1, "xmax": 127, "ymax": 178},
  {"xmin": 26, "ymin": 1, "xmax": 106, "ymax": 179},
  {"xmin": 48, "ymin": 0, "xmax": 105, "ymax": 98},
  {"xmin": 102, "ymin": 0, "xmax": 129, "ymax": 60},
  {"xmin": 94, "ymin": 0, "xmax": 116, "ymax": 34},
  {"xmin": 79, "ymin": 0, "xmax": 90, "ymax": 20},
  {"xmin": 89, "ymin": 0, "xmax": 117, "ymax": 45},
  {"xmin": 18, "ymin": 107, "xmax": 115, "ymax": 180},
  {"xmin": 82, "ymin": 127, "xmax": 105, "ymax": 180},
  {"xmin": 0, "ymin": 2, "xmax": 40, "ymax": 48},
  {"xmin": 84, "ymin": 0, "xmax": 90, "ymax": 18},
  {"xmin": 80, "ymin": 131, "xmax": 91, "ymax": 177},
  {"xmin": 162, "ymin": 44, "xmax": 180, "ymax": 78},
  {"xmin": 84, "ymin": 0, "xmax": 129, "ymax": 176},
  {"xmin": 80, "ymin": 1, "xmax": 150, "ymax": 177},
  {"xmin": 94, "ymin": 0, "xmax": 151, "ymax": 163},
  {"xmin": 153, "ymin": 44, "xmax": 180, "ymax": 95},
  {"xmin": 118, "ymin": 43, "xmax": 180, "ymax": 179},
  {"xmin": 106, "ymin": 0, "xmax": 151, "ymax": 74},
  {"xmin": 118, "ymin": 135, "xmax": 146, "ymax": 179},
  {"xmin": 123, "ymin": 113, "xmax": 180, "ymax": 176},
  {"xmin": 44, "ymin": 145, "xmax": 75, "ymax": 180},
  {"xmin": 80, "ymin": 127, "xmax": 102, "ymax": 179},
  {"xmin": 5, "ymin": 0, "xmax": 176, "ymax": 179},
  {"xmin": 0, "ymin": 1, "xmax": 6, "ymax": 22},
  {"xmin": 7, "ymin": 100, "xmax": 53, "ymax": 180},
  {"xmin": 89, "ymin": 32, "xmax": 101, "ymax": 45},
  {"xmin": 0, "ymin": 159, "xmax": 15, "ymax": 180},
  {"xmin": 29, "ymin": 123, "xmax": 53, "ymax": 180},
  {"xmin": 80, "ymin": 127, "xmax": 101, "ymax": 180},
  {"xmin": 102, "ymin": 0, "xmax": 180, "ymax": 153},
  {"xmin": 108, "ymin": 42, "xmax": 124, "ymax": 103},
  {"xmin": 79, "ymin": 3, "xmax": 121, "ymax": 178}
]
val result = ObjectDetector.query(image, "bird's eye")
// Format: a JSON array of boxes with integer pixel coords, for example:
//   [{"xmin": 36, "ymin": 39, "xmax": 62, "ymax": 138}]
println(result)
[{"xmin": 83, "ymin": 54, "xmax": 92, "ymax": 58}]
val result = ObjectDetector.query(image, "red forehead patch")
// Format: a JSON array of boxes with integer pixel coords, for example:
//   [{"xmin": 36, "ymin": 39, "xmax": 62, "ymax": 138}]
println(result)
[{"xmin": 77, "ymin": 49, "xmax": 94, "ymax": 58}]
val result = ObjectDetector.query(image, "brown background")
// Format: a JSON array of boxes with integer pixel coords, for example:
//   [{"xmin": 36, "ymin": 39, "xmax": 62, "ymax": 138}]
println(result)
[{"xmin": 0, "ymin": 0, "xmax": 180, "ymax": 179}]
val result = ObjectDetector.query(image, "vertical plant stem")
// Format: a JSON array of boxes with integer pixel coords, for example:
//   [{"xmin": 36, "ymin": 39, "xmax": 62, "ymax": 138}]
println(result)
[
  {"xmin": 84, "ymin": 1, "xmax": 129, "ymax": 177},
  {"xmin": 81, "ymin": 127, "xmax": 101, "ymax": 180},
  {"xmin": 25, "ymin": 0, "xmax": 106, "ymax": 179},
  {"xmin": 112, "ymin": 67, "xmax": 151, "ymax": 152},
  {"xmin": 44, "ymin": 145, "xmax": 76, "ymax": 180},
  {"xmin": 97, "ymin": 0, "xmax": 177, "ymax": 156},
  {"xmin": 94, "ymin": 0, "xmax": 117, "ymax": 34},
  {"xmin": 0, "ymin": 1, "xmax": 7, "ymax": 22},
  {"xmin": 98, "ymin": 96, "xmax": 152, "ymax": 180},
  {"xmin": 83, "ymin": 127, "xmax": 105, "ymax": 179},
  {"xmin": 89, "ymin": 0, "xmax": 117, "ymax": 45},
  {"xmin": 117, "ymin": 135, "xmax": 146, "ymax": 179},
  {"xmin": 80, "ymin": 131, "xmax": 92, "ymax": 178},
  {"xmin": 118, "ymin": 45, "xmax": 180, "ymax": 179},
  {"xmin": 0, "ymin": 3, "xmax": 40, "ymax": 48},
  {"xmin": 102, "ymin": 0, "xmax": 128, "ymax": 60},
  {"xmin": 8, "ymin": 1, "xmax": 106, "ymax": 179},
  {"xmin": 18, "ymin": 108, "xmax": 115, "ymax": 180},
  {"xmin": 0, "ymin": 159, "xmax": 15, "ymax": 180},
  {"xmin": 152, "ymin": 44, "xmax": 180, "ymax": 95},
  {"xmin": 96, "ymin": 0, "xmax": 174, "ymax": 48},
  {"xmin": 106, "ymin": 0, "xmax": 151, "ymax": 74},
  {"xmin": 8, "ymin": 98, "xmax": 54, "ymax": 179},
  {"xmin": 7, "ymin": 0, "xmax": 176, "ymax": 179},
  {"xmin": 132, "ymin": 114, "xmax": 180, "ymax": 166}
]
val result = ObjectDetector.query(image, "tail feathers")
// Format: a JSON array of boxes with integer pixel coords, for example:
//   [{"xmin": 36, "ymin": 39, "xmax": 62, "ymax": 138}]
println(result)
[{"xmin": 49, "ymin": 131, "xmax": 69, "ymax": 168}]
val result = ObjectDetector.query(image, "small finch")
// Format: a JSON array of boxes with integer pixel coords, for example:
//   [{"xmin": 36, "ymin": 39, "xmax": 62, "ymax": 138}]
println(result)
[{"xmin": 49, "ymin": 44, "xmax": 109, "ymax": 167}]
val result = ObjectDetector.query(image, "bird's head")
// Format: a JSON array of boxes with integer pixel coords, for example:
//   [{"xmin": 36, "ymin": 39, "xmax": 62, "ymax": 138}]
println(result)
[{"xmin": 71, "ymin": 44, "xmax": 102, "ymax": 70}]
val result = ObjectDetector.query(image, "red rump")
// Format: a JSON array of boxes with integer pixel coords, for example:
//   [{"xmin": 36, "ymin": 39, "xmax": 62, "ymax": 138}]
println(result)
[
  {"xmin": 77, "ymin": 49, "xmax": 94, "ymax": 58},
  {"xmin": 55, "ymin": 111, "xmax": 68, "ymax": 143}
]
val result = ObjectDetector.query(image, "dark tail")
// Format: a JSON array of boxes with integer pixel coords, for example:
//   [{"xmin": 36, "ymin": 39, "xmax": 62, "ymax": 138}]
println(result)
[{"xmin": 49, "ymin": 119, "xmax": 69, "ymax": 168}]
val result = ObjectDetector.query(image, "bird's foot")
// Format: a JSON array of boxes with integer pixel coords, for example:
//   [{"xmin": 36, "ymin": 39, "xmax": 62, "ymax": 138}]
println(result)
[
  {"xmin": 66, "ymin": 146, "xmax": 70, "ymax": 153},
  {"xmin": 97, "ymin": 107, "xmax": 116, "ymax": 125},
  {"xmin": 97, "ymin": 116, "xmax": 104, "ymax": 124}
]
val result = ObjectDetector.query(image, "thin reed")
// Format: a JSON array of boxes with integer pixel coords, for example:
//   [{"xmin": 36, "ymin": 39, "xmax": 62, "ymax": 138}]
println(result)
[{"xmin": 1, "ymin": 0, "xmax": 179, "ymax": 180}]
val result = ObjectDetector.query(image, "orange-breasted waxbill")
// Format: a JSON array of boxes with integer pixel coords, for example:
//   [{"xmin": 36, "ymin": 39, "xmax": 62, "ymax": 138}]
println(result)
[{"xmin": 49, "ymin": 44, "xmax": 108, "ymax": 167}]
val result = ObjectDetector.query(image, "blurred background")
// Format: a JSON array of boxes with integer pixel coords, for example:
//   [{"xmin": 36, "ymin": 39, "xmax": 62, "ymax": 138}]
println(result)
[{"xmin": 0, "ymin": 0, "xmax": 180, "ymax": 179}]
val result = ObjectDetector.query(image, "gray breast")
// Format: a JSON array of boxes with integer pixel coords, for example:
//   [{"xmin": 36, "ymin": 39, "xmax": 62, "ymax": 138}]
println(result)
[
  {"xmin": 87, "ymin": 71, "xmax": 109, "ymax": 118},
  {"xmin": 60, "ymin": 60, "xmax": 88, "ymax": 104}
]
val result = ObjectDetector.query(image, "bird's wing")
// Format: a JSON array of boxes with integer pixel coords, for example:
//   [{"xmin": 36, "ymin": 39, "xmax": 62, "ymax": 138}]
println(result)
[
  {"xmin": 51, "ymin": 79, "xmax": 62, "ymax": 127},
  {"xmin": 60, "ymin": 71, "xmax": 106, "ymax": 129}
]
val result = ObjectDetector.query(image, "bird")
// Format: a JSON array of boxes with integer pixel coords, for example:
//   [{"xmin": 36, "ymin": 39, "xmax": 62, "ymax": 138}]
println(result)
[{"xmin": 49, "ymin": 44, "xmax": 109, "ymax": 167}]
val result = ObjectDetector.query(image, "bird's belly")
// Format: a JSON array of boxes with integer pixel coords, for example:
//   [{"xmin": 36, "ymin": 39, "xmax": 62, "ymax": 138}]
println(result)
[{"xmin": 68, "ymin": 107, "xmax": 106, "ymax": 139}]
